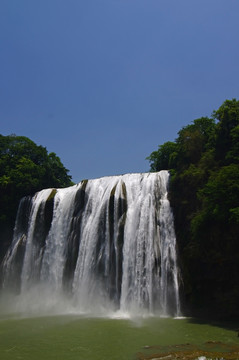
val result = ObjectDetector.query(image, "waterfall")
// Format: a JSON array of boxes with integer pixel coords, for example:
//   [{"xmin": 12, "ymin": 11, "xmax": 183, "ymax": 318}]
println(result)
[{"xmin": 2, "ymin": 171, "xmax": 181, "ymax": 317}]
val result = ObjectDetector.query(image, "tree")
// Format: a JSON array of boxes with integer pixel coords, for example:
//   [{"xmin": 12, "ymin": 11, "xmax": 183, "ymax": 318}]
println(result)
[
  {"xmin": 147, "ymin": 99, "xmax": 239, "ymax": 318},
  {"xmin": 0, "ymin": 134, "xmax": 73, "ymax": 260},
  {"xmin": 146, "ymin": 141, "xmax": 178, "ymax": 171},
  {"xmin": 176, "ymin": 117, "xmax": 216, "ymax": 168},
  {"xmin": 213, "ymin": 98, "xmax": 239, "ymax": 164}
]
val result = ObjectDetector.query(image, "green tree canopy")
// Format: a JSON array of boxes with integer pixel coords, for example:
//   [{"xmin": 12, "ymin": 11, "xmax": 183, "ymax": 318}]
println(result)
[
  {"xmin": 147, "ymin": 99, "xmax": 239, "ymax": 319},
  {"xmin": 213, "ymin": 99, "xmax": 239, "ymax": 164},
  {"xmin": 176, "ymin": 117, "xmax": 216, "ymax": 167},
  {"xmin": 146, "ymin": 141, "xmax": 178, "ymax": 171},
  {"xmin": 0, "ymin": 134, "xmax": 73, "ymax": 259}
]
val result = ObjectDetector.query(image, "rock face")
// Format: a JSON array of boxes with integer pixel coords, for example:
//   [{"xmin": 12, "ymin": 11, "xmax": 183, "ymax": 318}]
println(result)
[{"xmin": 2, "ymin": 171, "xmax": 181, "ymax": 316}]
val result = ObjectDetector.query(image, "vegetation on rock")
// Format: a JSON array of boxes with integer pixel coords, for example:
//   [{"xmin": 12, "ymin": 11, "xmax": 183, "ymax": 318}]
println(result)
[
  {"xmin": 147, "ymin": 99, "xmax": 239, "ymax": 319},
  {"xmin": 0, "ymin": 134, "xmax": 73, "ymax": 260}
]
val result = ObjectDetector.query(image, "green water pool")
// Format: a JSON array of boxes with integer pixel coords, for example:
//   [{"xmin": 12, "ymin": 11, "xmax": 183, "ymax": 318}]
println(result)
[{"xmin": 0, "ymin": 314, "xmax": 238, "ymax": 360}]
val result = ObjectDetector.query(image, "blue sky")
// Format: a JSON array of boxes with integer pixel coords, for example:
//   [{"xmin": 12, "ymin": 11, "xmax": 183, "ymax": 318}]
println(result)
[{"xmin": 1, "ymin": 0, "xmax": 238, "ymax": 183}]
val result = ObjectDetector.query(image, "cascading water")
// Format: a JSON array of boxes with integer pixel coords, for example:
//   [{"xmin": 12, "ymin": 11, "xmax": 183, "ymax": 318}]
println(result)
[{"xmin": 2, "ymin": 171, "xmax": 181, "ymax": 317}]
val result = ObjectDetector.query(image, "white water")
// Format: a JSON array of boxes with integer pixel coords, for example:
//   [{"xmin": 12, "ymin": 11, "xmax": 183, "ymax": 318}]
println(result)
[{"xmin": 2, "ymin": 171, "xmax": 181, "ymax": 317}]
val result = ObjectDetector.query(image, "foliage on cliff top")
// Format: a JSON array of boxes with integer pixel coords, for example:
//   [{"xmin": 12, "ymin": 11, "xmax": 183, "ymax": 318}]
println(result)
[
  {"xmin": 147, "ymin": 99, "xmax": 239, "ymax": 318},
  {"xmin": 0, "ymin": 134, "xmax": 73, "ymax": 258}
]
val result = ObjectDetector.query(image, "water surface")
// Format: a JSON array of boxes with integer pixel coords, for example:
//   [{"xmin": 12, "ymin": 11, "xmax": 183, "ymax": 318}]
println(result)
[{"xmin": 0, "ymin": 314, "xmax": 238, "ymax": 360}]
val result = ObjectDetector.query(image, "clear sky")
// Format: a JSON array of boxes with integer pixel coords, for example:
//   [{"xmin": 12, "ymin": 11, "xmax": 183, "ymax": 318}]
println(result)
[{"xmin": 1, "ymin": 0, "xmax": 238, "ymax": 183}]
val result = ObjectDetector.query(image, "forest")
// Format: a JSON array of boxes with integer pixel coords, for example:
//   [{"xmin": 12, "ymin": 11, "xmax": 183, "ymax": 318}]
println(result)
[
  {"xmin": 0, "ymin": 135, "xmax": 73, "ymax": 261},
  {"xmin": 147, "ymin": 98, "xmax": 239, "ymax": 318}
]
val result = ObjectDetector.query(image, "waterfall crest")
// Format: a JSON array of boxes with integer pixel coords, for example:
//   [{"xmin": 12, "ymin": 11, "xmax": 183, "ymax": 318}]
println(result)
[{"xmin": 2, "ymin": 171, "xmax": 181, "ymax": 317}]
